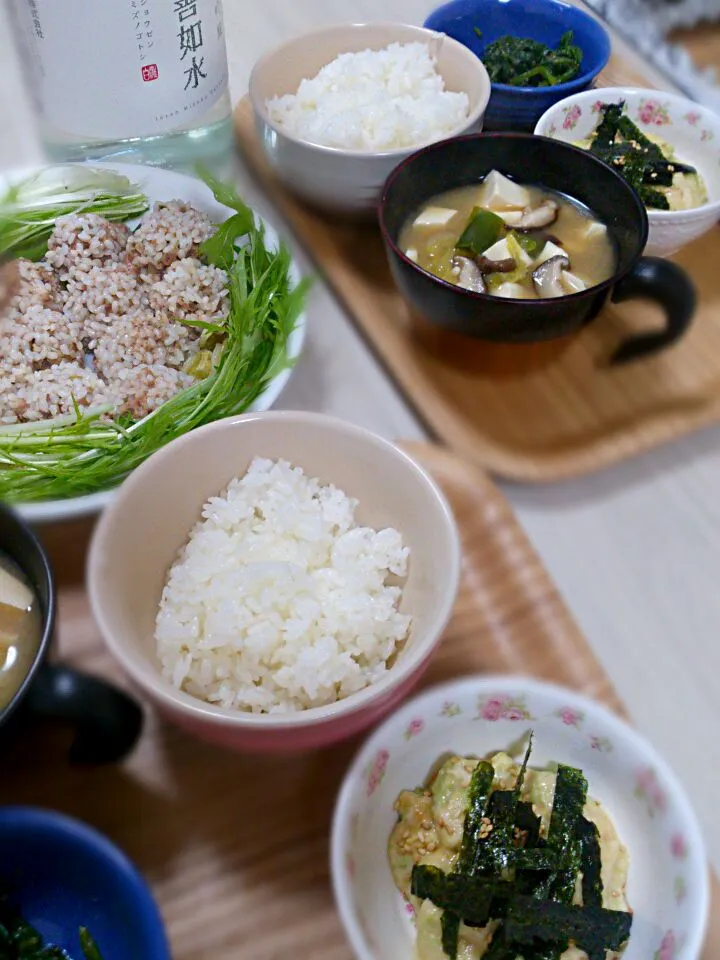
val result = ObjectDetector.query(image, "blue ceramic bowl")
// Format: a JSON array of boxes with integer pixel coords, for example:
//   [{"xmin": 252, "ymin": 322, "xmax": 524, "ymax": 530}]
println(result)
[
  {"xmin": 424, "ymin": 0, "xmax": 611, "ymax": 130},
  {"xmin": 0, "ymin": 808, "xmax": 170, "ymax": 960}
]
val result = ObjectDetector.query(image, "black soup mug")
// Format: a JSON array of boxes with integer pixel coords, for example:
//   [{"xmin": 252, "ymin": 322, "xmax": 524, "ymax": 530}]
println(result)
[
  {"xmin": 0, "ymin": 504, "xmax": 143, "ymax": 763},
  {"xmin": 379, "ymin": 133, "xmax": 696, "ymax": 366}
]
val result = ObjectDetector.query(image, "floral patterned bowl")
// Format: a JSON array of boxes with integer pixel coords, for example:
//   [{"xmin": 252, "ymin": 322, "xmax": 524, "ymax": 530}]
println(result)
[
  {"xmin": 535, "ymin": 88, "xmax": 720, "ymax": 257},
  {"xmin": 331, "ymin": 676, "xmax": 709, "ymax": 960}
]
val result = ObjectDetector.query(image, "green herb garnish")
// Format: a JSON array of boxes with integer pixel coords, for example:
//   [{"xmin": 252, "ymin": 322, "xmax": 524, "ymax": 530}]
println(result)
[
  {"xmin": 0, "ymin": 167, "xmax": 310, "ymax": 503},
  {"xmin": 480, "ymin": 32, "xmax": 583, "ymax": 87},
  {"xmin": 456, "ymin": 208, "xmax": 504, "ymax": 257}
]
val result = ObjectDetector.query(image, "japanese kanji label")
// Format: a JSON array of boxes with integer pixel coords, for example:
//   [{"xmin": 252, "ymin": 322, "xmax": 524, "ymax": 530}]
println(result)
[{"xmin": 6, "ymin": 0, "xmax": 229, "ymax": 141}]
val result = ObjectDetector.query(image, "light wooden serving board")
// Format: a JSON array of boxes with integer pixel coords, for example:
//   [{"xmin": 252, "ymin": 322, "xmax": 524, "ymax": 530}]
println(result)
[
  {"xmin": 234, "ymin": 49, "xmax": 720, "ymax": 482},
  {"xmin": 1, "ymin": 444, "xmax": 717, "ymax": 958}
]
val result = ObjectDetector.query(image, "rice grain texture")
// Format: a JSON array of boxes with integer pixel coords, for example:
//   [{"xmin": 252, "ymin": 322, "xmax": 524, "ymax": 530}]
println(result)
[
  {"xmin": 155, "ymin": 458, "xmax": 412, "ymax": 713},
  {"xmin": 265, "ymin": 42, "xmax": 471, "ymax": 152}
]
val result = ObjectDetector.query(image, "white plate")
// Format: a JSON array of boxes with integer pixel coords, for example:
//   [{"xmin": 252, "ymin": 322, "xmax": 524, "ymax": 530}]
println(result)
[{"xmin": 0, "ymin": 162, "xmax": 307, "ymax": 525}]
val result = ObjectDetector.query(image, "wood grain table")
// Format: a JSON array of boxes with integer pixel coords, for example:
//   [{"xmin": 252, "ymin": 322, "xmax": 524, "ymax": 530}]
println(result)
[{"xmin": 0, "ymin": 0, "xmax": 718, "ymax": 889}]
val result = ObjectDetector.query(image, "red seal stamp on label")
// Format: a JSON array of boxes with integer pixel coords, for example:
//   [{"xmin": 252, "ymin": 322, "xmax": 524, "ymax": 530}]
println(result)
[{"xmin": 141, "ymin": 64, "xmax": 159, "ymax": 82}]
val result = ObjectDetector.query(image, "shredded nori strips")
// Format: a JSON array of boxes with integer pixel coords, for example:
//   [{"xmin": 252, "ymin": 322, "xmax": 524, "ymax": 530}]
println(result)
[
  {"xmin": 578, "ymin": 817, "xmax": 604, "ymax": 907},
  {"xmin": 439, "ymin": 760, "xmax": 497, "ymax": 956},
  {"xmin": 407, "ymin": 741, "xmax": 631, "ymax": 959},
  {"xmin": 514, "ymin": 801, "xmax": 542, "ymax": 848},
  {"xmin": 457, "ymin": 761, "xmax": 496, "ymax": 875},
  {"xmin": 412, "ymin": 866, "xmax": 501, "ymax": 925},
  {"xmin": 545, "ymin": 765, "xmax": 587, "ymax": 904},
  {"xmin": 476, "ymin": 738, "xmax": 534, "ymax": 875},
  {"xmin": 440, "ymin": 912, "xmax": 461, "ymax": 959},
  {"xmin": 505, "ymin": 895, "xmax": 632, "ymax": 955},
  {"xmin": 587, "ymin": 101, "xmax": 698, "ymax": 210}
]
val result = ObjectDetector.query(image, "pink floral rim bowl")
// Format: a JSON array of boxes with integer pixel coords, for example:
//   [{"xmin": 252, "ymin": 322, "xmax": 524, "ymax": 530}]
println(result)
[
  {"xmin": 332, "ymin": 676, "xmax": 709, "ymax": 960},
  {"xmin": 535, "ymin": 87, "xmax": 720, "ymax": 257}
]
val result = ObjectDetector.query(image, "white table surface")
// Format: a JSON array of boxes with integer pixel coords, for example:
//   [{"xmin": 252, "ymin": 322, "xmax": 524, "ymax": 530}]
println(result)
[{"xmin": 1, "ymin": 0, "xmax": 719, "ymax": 876}]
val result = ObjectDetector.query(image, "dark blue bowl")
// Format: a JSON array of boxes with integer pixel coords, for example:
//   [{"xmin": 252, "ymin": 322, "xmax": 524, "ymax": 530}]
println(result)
[
  {"xmin": 424, "ymin": 0, "xmax": 611, "ymax": 130},
  {"xmin": 0, "ymin": 807, "xmax": 170, "ymax": 960}
]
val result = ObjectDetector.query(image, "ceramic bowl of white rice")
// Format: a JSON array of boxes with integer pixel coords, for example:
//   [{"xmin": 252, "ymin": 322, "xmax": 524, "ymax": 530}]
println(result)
[
  {"xmin": 248, "ymin": 22, "xmax": 491, "ymax": 217},
  {"xmin": 88, "ymin": 411, "xmax": 460, "ymax": 753}
]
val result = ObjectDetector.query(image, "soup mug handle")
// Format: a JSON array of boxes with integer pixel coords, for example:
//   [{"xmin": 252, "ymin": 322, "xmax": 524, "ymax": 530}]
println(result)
[
  {"xmin": 23, "ymin": 663, "xmax": 144, "ymax": 764},
  {"xmin": 609, "ymin": 258, "xmax": 696, "ymax": 365}
]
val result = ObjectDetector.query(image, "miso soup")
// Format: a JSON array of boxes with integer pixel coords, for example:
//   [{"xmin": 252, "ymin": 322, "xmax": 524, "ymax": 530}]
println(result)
[
  {"xmin": 0, "ymin": 551, "xmax": 42, "ymax": 711},
  {"xmin": 400, "ymin": 170, "xmax": 616, "ymax": 300}
]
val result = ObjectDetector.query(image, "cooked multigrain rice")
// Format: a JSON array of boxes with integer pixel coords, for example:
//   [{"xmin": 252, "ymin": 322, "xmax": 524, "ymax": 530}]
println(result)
[
  {"xmin": 0, "ymin": 201, "xmax": 230, "ymax": 425},
  {"xmin": 155, "ymin": 457, "xmax": 412, "ymax": 714},
  {"xmin": 0, "ymin": 362, "xmax": 33, "ymax": 425},
  {"xmin": 94, "ymin": 310, "xmax": 198, "ymax": 378},
  {"xmin": 10, "ymin": 362, "xmax": 114, "ymax": 423},
  {"xmin": 46, "ymin": 213, "xmax": 130, "ymax": 278},
  {"xmin": 9, "ymin": 259, "xmax": 61, "ymax": 316},
  {"xmin": 126, "ymin": 201, "xmax": 215, "ymax": 274},
  {"xmin": 149, "ymin": 258, "xmax": 229, "ymax": 323},
  {"xmin": 0, "ymin": 305, "xmax": 83, "ymax": 369},
  {"xmin": 63, "ymin": 262, "xmax": 146, "ymax": 334},
  {"xmin": 111, "ymin": 363, "xmax": 195, "ymax": 420}
]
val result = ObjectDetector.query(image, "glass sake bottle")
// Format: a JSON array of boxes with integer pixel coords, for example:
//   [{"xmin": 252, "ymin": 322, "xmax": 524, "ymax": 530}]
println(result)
[{"xmin": 5, "ymin": 0, "xmax": 233, "ymax": 173}]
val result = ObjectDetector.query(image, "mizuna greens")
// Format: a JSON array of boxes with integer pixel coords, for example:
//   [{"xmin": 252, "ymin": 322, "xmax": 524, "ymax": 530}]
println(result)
[
  {"xmin": 0, "ymin": 168, "xmax": 309, "ymax": 503},
  {"xmin": 0, "ymin": 166, "xmax": 149, "ymax": 261}
]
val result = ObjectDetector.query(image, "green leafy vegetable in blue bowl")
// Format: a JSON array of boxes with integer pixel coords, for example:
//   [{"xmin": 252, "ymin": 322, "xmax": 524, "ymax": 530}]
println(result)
[
  {"xmin": 478, "ymin": 29, "xmax": 583, "ymax": 87},
  {"xmin": 0, "ymin": 894, "xmax": 103, "ymax": 959}
]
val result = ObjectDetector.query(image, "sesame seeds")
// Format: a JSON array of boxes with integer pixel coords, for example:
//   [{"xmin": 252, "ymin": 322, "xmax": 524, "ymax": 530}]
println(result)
[{"xmin": 395, "ymin": 824, "xmax": 440, "ymax": 861}]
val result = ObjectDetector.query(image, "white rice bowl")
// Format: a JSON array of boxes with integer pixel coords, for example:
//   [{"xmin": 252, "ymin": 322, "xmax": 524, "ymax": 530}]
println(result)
[
  {"xmin": 155, "ymin": 457, "xmax": 412, "ymax": 714},
  {"xmin": 265, "ymin": 42, "xmax": 470, "ymax": 152}
]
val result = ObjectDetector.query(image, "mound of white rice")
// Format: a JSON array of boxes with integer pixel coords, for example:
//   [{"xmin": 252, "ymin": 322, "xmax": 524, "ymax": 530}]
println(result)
[
  {"xmin": 266, "ymin": 42, "xmax": 470, "ymax": 152},
  {"xmin": 155, "ymin": 457, "xmax": 412, "ymax": 714}
]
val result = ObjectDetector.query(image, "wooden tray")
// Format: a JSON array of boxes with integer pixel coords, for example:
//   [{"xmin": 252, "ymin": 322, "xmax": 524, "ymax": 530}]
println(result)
[
  {"xmin": 234, "ymin": 61, "xmax": 720, "ymax": 481},
  {"xmin": 1, "ymin": 443, "xmax": 717, "ymax": 957}
]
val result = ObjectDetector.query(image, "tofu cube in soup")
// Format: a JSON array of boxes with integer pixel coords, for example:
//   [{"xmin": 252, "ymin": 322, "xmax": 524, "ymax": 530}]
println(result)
[
  {"xmin": 483, "ymin": 236, "xmax": 532, "ymax": 268},
  {"xmin": 400, "ymin": 170, "xmax": 616, "ymax": 301},
  {"xmin": 0, "ymin": 565, "xmax": 33, "ymax": 642},
  {"xmin": 0, "ymin": 554, "xmax": 43, "ymax": 712},
  {"xmin": 495, "ymin": 210, "xmax": 525, "ymax": 226},
  {"xmin": 477, "ymin": 170, "xmax": 531, "ymax": 211},
  {"xmin": 494, "ymin": 281, "xmax": 534, "ymax": 299},
  {"xmin": 532, "ymin": 240, "xmax": 567, "ymax": 267},
  {"xmin": 560, "ymin": 270, "xmax": 588, "ymax": 294},
  {"xmin": 581, "ymin": 219, "xmax": 608, "ymax": 241},
  {"xmin": 412, "ymin": 207, "xmax": 458, "ymax": 228}
]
